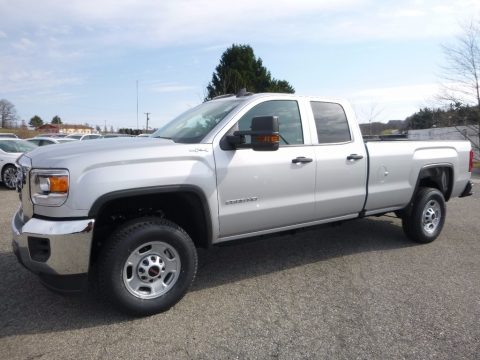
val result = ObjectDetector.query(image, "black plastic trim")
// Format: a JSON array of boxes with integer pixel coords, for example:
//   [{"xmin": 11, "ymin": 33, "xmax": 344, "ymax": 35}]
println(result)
[
  {"xmin": 407, "ymin": 164, "xmax": 454, "ymax": 210},
  {"xmin": 359, "ymin": 144, "xmax": 370, "ymax": 217},
  {"xmin": 459, "ymin": 181, "xmax": 473, "ymax": 198},
  {"xmin": 88, "ymin": 185, "xmax": 213, "ymax": 245},
  {"xmin": 33, "ymin": 214, "xmax": 91, "ymax": 221}
]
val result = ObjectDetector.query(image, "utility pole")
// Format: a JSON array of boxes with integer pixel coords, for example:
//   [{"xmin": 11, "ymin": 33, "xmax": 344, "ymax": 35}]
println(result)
[
  {"xmin": 136, "ymin": 80, "xmax": 139, "ymax": 130},
  {"xmin": 144, "ymin": 112, "xmax": 150, "ymax": 133}
]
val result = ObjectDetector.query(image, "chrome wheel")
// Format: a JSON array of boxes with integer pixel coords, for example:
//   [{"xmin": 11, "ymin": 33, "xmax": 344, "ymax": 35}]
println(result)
[
  {"xmin": 123, "ymin": 241, "xmax": 181, "ymax": 299},
  {"xmin": 2, "ymin": 165, "xmax": 17, "ymax": 189},
  {"xmin": 422, "ymin": 199, "xmax": 441, "ymax": 234}
]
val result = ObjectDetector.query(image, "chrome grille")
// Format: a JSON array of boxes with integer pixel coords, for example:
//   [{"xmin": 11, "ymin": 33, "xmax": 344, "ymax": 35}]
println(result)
[{"xmin": 16, "ymin": 156, "xmax": 33, "ymax": 220}]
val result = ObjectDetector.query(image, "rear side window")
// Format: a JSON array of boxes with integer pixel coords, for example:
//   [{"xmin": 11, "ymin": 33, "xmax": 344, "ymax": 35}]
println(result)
[{"xmin": 311, "ymin": 102, "xmax": 351, "ymax": 144}]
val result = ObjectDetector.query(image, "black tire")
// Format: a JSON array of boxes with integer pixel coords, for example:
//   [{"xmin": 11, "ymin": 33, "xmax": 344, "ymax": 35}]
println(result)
[
  {"xmin": 97, "ymin": 217, "xmax": 197, "ymax": 316},
  {"xmin": 2, "ymin": 164, "xmax": 17, "ymax": 190},
  {"xmin": 402, "ymin": 187, "xmax": 446, "ymax": 243}
]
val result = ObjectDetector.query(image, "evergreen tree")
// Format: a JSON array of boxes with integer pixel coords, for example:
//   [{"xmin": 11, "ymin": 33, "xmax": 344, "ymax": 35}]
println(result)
[
  {"xmin": 51, "ymin": 115, "xmax": 62, "ymax": 124},
  {"xmin": 29, "ymin": 115, "xmax": 44, "ymax": 128},
  {"xmin": 206, "ymin": 44, "xmax": 294, "ymax": 100}
]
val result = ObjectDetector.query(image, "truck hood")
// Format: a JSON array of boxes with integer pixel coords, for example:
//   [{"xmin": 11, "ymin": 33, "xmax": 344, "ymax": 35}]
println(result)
[{"xmin": 25, "ymin": 137, "xmax": 203, "ymax": 169}]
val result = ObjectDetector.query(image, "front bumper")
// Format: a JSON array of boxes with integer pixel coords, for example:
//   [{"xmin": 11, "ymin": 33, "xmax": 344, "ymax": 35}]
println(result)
[{"xmin": 11, "ymin": 208, "xmax": 95, "ymax": 276}]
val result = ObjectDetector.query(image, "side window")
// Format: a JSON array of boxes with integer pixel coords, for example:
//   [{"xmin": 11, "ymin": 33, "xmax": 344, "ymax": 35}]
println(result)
[
  {"xmin": 310, "ymin": 102, "xmax": 351, "ymax": 144},
  {"xmin": 236, "ymin": 100, "xmax": 303, "ymax": 145}
]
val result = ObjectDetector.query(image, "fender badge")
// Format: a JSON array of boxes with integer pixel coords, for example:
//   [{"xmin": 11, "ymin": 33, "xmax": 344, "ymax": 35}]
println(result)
[
  {"xmin": 189, "ymin": 148, "xmax": 208, "ymax": 153},
  {"xmin": 225, "ymin": 197, "xmax": 258, "ymax": 205}
]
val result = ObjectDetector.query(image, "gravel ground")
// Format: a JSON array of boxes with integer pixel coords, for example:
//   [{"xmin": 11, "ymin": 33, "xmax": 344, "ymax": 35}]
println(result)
[{"xmin": 0, "ymin": 180, "xmax": 479, "ymax": 360}]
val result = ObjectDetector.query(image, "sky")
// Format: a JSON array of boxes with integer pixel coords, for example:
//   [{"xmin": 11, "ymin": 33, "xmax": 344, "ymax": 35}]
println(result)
[{"xmin": 1, "ymin": 0, "xmax": 479, "ymax": 130}]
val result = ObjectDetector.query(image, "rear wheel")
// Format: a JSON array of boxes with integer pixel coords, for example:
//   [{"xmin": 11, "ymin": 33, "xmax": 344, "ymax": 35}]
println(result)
[
  {"xmin": 2, "ymin": 164, "xmax": 17, "ymax": 190},
  {"xmin": 97, "ymin": 217, "xmax": 197, "ymax": 316},
  {"xmin": 402, "ymin": 187, "xmax": 446, "ymax": 243}
]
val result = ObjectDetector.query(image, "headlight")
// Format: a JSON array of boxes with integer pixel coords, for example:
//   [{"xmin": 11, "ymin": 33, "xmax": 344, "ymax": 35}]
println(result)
[{"xmin": 30, "ymin": 169, "xmax": 69, "ymax": 206}]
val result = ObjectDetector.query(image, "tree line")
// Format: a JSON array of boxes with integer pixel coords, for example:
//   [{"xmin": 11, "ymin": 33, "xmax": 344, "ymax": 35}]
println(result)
[{"xmin": 0, "ymin": 100, "xmax": 63, "ymax": 129}]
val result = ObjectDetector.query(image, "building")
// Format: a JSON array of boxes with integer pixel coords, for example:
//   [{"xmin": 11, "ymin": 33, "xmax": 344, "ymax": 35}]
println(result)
[{"xmin": 36, "ymin": 124, "xmax": 94, "ymax": 135}]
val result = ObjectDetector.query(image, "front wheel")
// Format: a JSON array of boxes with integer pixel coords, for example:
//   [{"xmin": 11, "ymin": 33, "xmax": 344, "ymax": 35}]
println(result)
[
  {"xmin": 402, "ymin": 187, "xmax": 446, "ymax": 243},
  {"xmin": 2, "ymin": 164, "xmax": 17, "ymax": 190},
  {"xmin": 97, "ymin": 217, "xmax": 197, "ymax": 316}
]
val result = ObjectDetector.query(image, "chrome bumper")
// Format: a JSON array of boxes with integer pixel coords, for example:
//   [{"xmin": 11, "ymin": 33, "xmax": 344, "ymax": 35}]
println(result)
[{"xmin": 12, "ymin": 208, "xmax": 95, "ymax": 275}]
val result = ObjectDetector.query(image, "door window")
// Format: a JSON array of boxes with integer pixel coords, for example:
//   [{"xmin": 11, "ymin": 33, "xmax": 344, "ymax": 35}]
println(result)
[
  {"xmin": 310, "ymin": 102, "xmax": 351, "ymax": 144},
  {"xmin": 235, "ymin": 100, "xmax": 303, "ymax": 145}
]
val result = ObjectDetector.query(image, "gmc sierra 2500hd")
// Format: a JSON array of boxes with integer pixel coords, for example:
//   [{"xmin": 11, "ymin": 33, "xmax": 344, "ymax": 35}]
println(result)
[{"xmin": 12, "ymin": 92, "xmax": 473, "ymax": 315}]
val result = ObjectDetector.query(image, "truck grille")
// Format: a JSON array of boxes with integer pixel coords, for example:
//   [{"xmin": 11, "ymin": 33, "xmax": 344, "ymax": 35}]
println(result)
[{"xmin": 15, "ymin": 156, "xmax": 33, "ymax": 221}]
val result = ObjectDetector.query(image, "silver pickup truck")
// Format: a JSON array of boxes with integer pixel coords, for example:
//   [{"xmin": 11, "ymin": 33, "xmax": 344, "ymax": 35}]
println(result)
[{"xmin": 12, "ymin": 93, "xmax": 473, "ymax": 315}]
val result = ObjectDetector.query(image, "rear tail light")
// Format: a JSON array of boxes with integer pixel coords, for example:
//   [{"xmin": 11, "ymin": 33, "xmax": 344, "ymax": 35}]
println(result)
[{"xmin": 469, "ymin": 150, "xmax": 474, "ymax": 173}]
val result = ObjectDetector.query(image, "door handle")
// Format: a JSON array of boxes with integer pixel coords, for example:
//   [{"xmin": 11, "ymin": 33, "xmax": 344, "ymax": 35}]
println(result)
[
  {"xmin": 292, "ymin": 157, "xmax": 313, "ymax": 164},
  {"xmin": 347, "ymin": 154, "xmax": 363, "ymax": 161}
]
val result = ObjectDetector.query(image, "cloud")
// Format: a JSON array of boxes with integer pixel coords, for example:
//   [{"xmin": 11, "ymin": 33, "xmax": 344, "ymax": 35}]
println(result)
[
  {"xmin": 149, "ymin": 83, "xmax": 197, "ymax": 93},
  {"xmin": 4, "ymin": 0, "xmax": 476, "ymax": 50},
  {"xmin": 0, "ymin": 31, "xmax": 6, "ymax": 39},
  {"xmin": 348, "ymin": 83, "xmax": 442, "ymax": 122},
  {"xmin": 350, "ymin": 83, "xmax": 441, "ymax": 104},
  {"xmin": 1, "ymin": 1, "xmax": 478, "ymax": 66},
  {"xmin": 12, "ymin": 37, "xmax": 35, "ymax": 51},
  {"xmin": 0, "ymin": 62, "xmax": 83, "ymax": 93}
]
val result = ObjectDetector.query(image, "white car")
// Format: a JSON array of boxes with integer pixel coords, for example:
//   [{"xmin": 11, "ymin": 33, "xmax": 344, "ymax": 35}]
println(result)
[
  {"xmin": 66, "ymin": 133, "xmax": 102, "ymax": 140},
  {"xmin": 0, "ymin": 138, "xmax": 37, "ymax": 189},
  {"xmin": 0, "ymin": 133, "xmax": 19, "ymax": 139},
  {"xmin": 26, "ymin": 137, "xmax": 77, "ymax": 146}
]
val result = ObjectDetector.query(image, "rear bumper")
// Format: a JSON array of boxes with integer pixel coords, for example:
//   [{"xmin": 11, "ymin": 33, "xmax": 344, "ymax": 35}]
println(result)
[
  {"xmin": 459, "ymin": 180, "xmax": 473, "ymax": 198},
  {"xmin": 12, "ymin": 207, "xmax": 94, "ymax": 280}
]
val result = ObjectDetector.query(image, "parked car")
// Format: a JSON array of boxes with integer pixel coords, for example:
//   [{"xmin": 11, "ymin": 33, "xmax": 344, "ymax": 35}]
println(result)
[
  {"xmin": 0, "ymin": 138, "xmax": 37, "ymax": 189},
  {"xmin": 66, "ymin": 133, "xmax": 102, "ymax": 140},
  {"xmin": 26, "ymin": 137, "xmax": 78, "ymax": 146},
  {"xmin": 102, "ymin": 133, "xmax": 132, "ymax": 138},
  {"xmin": 0, "ymin": 133, "xmax": 19, "ymax": 139},
  {"xmin": 35, "ymin": 133, "xmax": 68, "ymax": 138}
]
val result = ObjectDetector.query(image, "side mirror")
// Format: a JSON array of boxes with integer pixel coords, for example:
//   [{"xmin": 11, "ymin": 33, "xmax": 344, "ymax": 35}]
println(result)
[
  {"xmin": 222, "ymin": 116, "xmax": 279, "ymax": 151},
  {"xmin": 249, "ymin": 116, "xmax": 280, "ymax": 151}
]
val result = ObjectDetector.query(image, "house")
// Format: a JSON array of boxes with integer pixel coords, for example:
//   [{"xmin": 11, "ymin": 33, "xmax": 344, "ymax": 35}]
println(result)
[{"xmin": 36, "ymin": 124, "xmax": 94, "ymax": 135}]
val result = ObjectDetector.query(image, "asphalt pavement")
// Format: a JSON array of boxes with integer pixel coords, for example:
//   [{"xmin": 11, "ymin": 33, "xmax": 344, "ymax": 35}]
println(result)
[{"xmin": 0, "ymin": 182, "xmax": 479, "ymax": 360}]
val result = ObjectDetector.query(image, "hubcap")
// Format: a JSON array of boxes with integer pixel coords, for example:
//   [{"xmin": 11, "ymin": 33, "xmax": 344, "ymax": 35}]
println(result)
[
  {"xmin": 3, "ymin": 167, "xmax": 17, "ymax": 189},
  {"xmin": 422, "ymin": 199, "xmax": 441, "ymax": 234},
  {"xmin": 123, "ymin": 241, "xmax": 181, "ymax": 299}
]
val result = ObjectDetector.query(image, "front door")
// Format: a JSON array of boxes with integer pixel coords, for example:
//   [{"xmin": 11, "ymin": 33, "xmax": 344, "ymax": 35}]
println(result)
[{"xmin": 213, "ymin": 99, "xmax": 317, "ymax": 238}]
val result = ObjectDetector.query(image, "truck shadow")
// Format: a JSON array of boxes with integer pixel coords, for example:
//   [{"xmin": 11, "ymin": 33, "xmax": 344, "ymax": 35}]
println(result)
[{"xmin": 0, "ymin": 216, "xmax": 416, "ymax": 338}]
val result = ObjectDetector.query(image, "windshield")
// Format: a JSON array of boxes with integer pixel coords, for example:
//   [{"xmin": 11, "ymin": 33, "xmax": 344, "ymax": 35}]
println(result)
[
  {"xmin": 152, "ymin": 100, "xmax": 241, "ymax": 143},
  {"xmin": 0, "ymin": 140, "xmax": 37, "ymax": 153}
]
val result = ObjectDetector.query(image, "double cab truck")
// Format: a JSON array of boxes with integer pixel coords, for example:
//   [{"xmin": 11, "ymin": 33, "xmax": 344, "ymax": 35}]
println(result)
[{"xmin": 12, "ymin": 92, "xmax": 474, "ymax": 315}]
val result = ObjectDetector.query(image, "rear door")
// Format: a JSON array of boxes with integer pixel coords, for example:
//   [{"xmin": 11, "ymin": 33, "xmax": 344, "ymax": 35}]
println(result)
[{"xmin": 308, "ymin": 101, "xmax": 367, "ymax": 219}]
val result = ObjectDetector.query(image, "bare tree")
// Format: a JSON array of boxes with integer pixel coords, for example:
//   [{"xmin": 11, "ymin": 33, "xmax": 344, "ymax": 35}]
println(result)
[
  {"xmin": 438, "ymin": 21, "xmax": 480, "ymax": 155},
  {"xmin": 358, "ymin": 102, "xmax": 383, "ymax": 135},
  {"xmin": 0, "ymin": 99, "xmax": 18, "ymax": 128}
]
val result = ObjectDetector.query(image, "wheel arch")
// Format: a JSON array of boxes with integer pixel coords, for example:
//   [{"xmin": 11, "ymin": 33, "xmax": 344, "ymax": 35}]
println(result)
[
  {"xmin": 89, "ymin": 185, "xmax": 212, "ymax": 267},
  {"xmin": 414, "ymin": 164, "xmax": 453, "ymax": 202}
]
